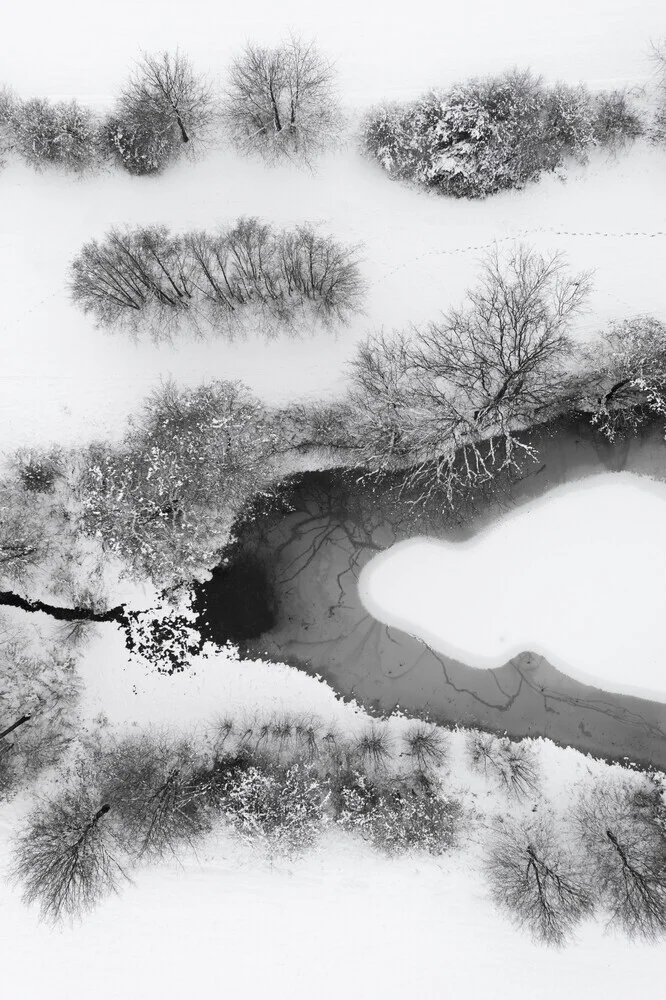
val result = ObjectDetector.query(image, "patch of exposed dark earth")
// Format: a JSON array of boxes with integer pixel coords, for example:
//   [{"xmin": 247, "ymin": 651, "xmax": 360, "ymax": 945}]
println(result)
[{"xmin": 193, "ymin": 414, "xmax": 666, "ymax": 770}]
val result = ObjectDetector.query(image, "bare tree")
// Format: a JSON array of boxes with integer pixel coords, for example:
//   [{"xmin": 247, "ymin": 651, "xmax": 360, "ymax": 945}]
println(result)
[
  {"xmin": 485, "ymin": 818, "xmax": 594, "ymax": 945},
  {"xmin": 223, "ymin": 36, "xmax": 342, "ymax": 162},
  {"xmin": 466, "ymin": 731, "xmax": 540, "ymax": 799},
  {"xmin": 119, "ymin": 49, "xmax": 214, "ymax": 148},
  {"xmin": 94, "ymin": 731, "xmax": 210, "ymax": 860},
  {"xmin": 579, "ymin": 316, "xmax": 666, "ymax": 441},
  {"xmin": 348, "ymin": 244, "xmax": 590, "ymax": 503},
  {"xmin": 11, "ymin": 785, "xmax": 127, "ymax": 922},
  {"xmin": 574, "ymin": 778, "xmax": 666, "ymax": 940},
  {"xmin": 402, "ymin": 722, "xmax": 449, "ymax": 771}
]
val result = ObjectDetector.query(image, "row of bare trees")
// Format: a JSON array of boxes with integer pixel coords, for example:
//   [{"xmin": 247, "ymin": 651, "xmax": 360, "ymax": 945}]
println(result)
[
  {"xmin": 70, "ymin": 219, "xmax": 363, "ymax": 340},
  {"xmin": 486, "ymin": 775, "xmax": 666, "ymax": 945},
  {"xmin": 0, "ymin": 39, "xmax": 340, "ymax": 173}
]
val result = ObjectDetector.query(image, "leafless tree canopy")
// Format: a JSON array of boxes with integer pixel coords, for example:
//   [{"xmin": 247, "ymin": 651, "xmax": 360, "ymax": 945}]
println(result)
[
  {"xmin": 485, "ymin": 818, "xmax": 594, "ymax": 945},
  {"xmin": 70, "ymin": 219, "xmax": 363, "ymax": 340},
  {"xmin": 11, "ymin": 787, "xmax": 127, "ymax": 922},
  {"xmin": 574, "ymin": 779, "xmax": 666, "ymax": 940},
  {"xmin": 348, "ymin": 244, "xmax": 590, "ymax": 503},
  {"xmin": 223, "ymin": 37, "xmax": 342, "ymax": 161}
]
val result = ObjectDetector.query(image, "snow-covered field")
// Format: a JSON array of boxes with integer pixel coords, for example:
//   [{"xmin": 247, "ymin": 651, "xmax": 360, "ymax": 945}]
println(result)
[
  {"xmin": 2, "ymin": 1, "xmax": 666, "ymax": 996},
  {"xmin": 359, "ymin": 473, "xmax": 666, "ymax": 701}
]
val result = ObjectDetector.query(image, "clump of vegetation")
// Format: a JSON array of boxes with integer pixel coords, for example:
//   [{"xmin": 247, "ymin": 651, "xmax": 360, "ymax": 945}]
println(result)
[
  {"xmin": 402, "ymin": 722, "xmax": 449, "ymax": 771},
  {"xmin": 580, "ymin": 316, "xmax": 666, "ymax": 442},
  {"xmin": 6, "ymin": 96, "xmax": 100, "ymax": 171},
  {"xmin": 362, "ymin": 70, "xmax": 643, "ymax": 198},
  {"xmin": 69, "ymin": 220, "xmax": 363, "ymax": 340},
  {"xmin": 76, "ymin": 379, "xmax": 280, "ymax": 587}
]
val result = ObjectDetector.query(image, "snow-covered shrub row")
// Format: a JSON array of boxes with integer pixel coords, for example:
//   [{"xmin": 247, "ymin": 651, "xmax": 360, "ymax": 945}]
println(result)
[
  {"xmin": 70, "ymin": 219, "xmax": 364, "ymax": 341},
  {"xmin": 8, "ymin": 716, "xmax": 462, "ymax": 921},
  {"xmin": 361, "ymin": 70, "xmax": 644, "ymax": 198}
]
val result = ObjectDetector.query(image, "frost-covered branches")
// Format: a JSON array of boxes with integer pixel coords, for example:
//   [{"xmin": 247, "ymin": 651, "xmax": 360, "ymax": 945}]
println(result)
[
  {"xmin": 70, "ymin": 220, "xmax": 363, "ymax": 340},
  {"xmin": 6, "ymin": 97, "xmax": 100, "ymax": 171},
  {"xmin": 77, "ymin": 380, "xmax": 279, "ymax": 586},
  {"xmin": 362, "ymin": 70, "xmax": 643, "ymax": 197},
  {"xmin": 485, "ymin": 818, "xmax": 593, "ymax": 945},
  {"xmin": 580, "ymin": 316, "xmax": 666, "ymax": 441},
  {"xmin": 223, "ymin": 36, "xmax": 342, "ymax": 162},
  {"xmin": 347, "ymin": 244, "xmax": 588, "ymax": 503}
]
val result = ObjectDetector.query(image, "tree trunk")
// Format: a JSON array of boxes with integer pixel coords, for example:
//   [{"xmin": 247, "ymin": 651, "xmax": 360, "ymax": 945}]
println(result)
[
  {"xmin": 0, "ymin": 590, "xmax": 126, "ymax": 624},
  {"xmin": 0, "ymin": 714, "xmax": 31, "ymax": 740}
]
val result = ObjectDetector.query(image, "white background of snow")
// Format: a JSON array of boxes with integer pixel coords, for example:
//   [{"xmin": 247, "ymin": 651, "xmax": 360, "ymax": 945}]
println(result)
[
  {"xmin": 2, "ymin": 1, "xmax": 666, "ymax": 995},
  {"xmin": 360, "ymin": 472, "xmax": 666, "ymax": 701}
]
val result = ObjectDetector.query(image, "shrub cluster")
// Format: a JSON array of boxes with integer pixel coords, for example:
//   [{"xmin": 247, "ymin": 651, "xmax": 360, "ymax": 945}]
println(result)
[
  {"xmin": 362, "ymin": 70, "xmax": 644, "ymax": 197},
  {"xmin": 3, "ymin": 96, "xmax": 100, "ymax": 171},
  {"xmin": 70, "ymin": 219, "xmax": 363, "ymax": 340},
  {"xmin": 10, "ymin": 715, "xmax": 461, "ymax": 921},
  {"xmin": 466, "ymin": 730, "xmax": 540, "ymax": 799}
]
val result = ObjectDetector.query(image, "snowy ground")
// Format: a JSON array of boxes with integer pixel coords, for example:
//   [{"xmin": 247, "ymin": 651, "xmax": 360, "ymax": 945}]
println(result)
[
  {"xmin": 3, "ymin": 2, "xmax": 666, "ymax": 995},
  {"xmin": 359, "ymin": 472, "xmax": 666, "ymax": 701}
]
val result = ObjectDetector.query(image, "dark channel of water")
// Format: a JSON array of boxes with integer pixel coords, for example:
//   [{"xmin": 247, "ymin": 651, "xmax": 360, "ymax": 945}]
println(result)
[{"xmin": 192, "ymin": 415, "xmax": 666, "ymax": 769}]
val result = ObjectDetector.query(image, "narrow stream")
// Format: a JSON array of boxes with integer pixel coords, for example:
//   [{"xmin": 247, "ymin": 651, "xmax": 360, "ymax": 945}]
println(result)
[{"xmin": 193, "ymin": 414, "xmax": 666, "ymax": 769}]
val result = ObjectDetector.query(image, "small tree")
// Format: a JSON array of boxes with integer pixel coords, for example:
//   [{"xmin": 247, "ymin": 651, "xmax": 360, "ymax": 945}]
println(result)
[
  {"xmin": 118, "ymin": 49, "xmax": 214, "ymax": 148},
  {"xmin": 580, "ymin": 316, "xmax": 666, "ymax": 441},
  {"xmin": 485, "ymin": 818, "xmax": 594, "ymax": 945},
  {"xmin": 574, "ymin": 779, "xmax": 666, "ymax": 940},
  {"xmin": 224, "ymin": 36, "xmax": 341, "ymax": 162},
  {"xmin": 11, "ymin": 785, "xmax": 127, "ymax": 922}
]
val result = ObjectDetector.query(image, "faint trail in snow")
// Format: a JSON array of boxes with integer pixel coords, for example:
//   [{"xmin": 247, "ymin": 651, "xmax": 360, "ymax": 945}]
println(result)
[{"xmin": 372, "ymin": 228, "xmax": 666, "ymax": 285}]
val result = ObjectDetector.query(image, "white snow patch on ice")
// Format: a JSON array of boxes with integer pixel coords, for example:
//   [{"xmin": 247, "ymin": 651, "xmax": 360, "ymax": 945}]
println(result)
[{"xmin": 359, "ymin": 472, "xmax": 666, "ymax": 700}]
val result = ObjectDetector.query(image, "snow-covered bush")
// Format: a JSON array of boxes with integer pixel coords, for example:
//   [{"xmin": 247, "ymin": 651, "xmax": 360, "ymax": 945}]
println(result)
[
  {"xmin": 217, "ymin": 759, "xmax": 328, "ymax": 856},
  {"xmin": 573, "ymin": 778, "xmax": 666, "ymax": 940},
  {"xmin": 13, "ymin": 446, "xmax": 65, "ymax": 494},
  {"xmin": 77, "ymin": 380, "xmax": 279, "ymax": 587},
  {"xmin": 581, "ymin": 316, "xmax": 666, "ymax": 442},
  {"xmin": 69, "ymin": 220, "xmax": 363, "ymax": 340},
  {"xmin": 8, "ymin": 97, "xmax": 100, "ymax": 171},
  {"xmin": 335, "ymin": 769, "xmax": 461, "ymax": 856},
  {"xmin": 592, "ymin": 89, "xmax": 644, "ymax": 147},
  {"xmin": 361, "ymin": 71, "xmax": 638, "ymax": 198},
  {"xmin": 485, "ymin": 816, "xmax": 594, "ymax": 946},
  {"xmin": 102, "ymin": 110, "xmax": 180, "ymax": 175}
]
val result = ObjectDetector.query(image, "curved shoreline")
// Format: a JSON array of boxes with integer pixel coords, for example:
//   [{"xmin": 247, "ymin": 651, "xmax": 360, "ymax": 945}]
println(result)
[{"xmin": 194, "ymin": 414, "xmax": 666, "ymax": 769}]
